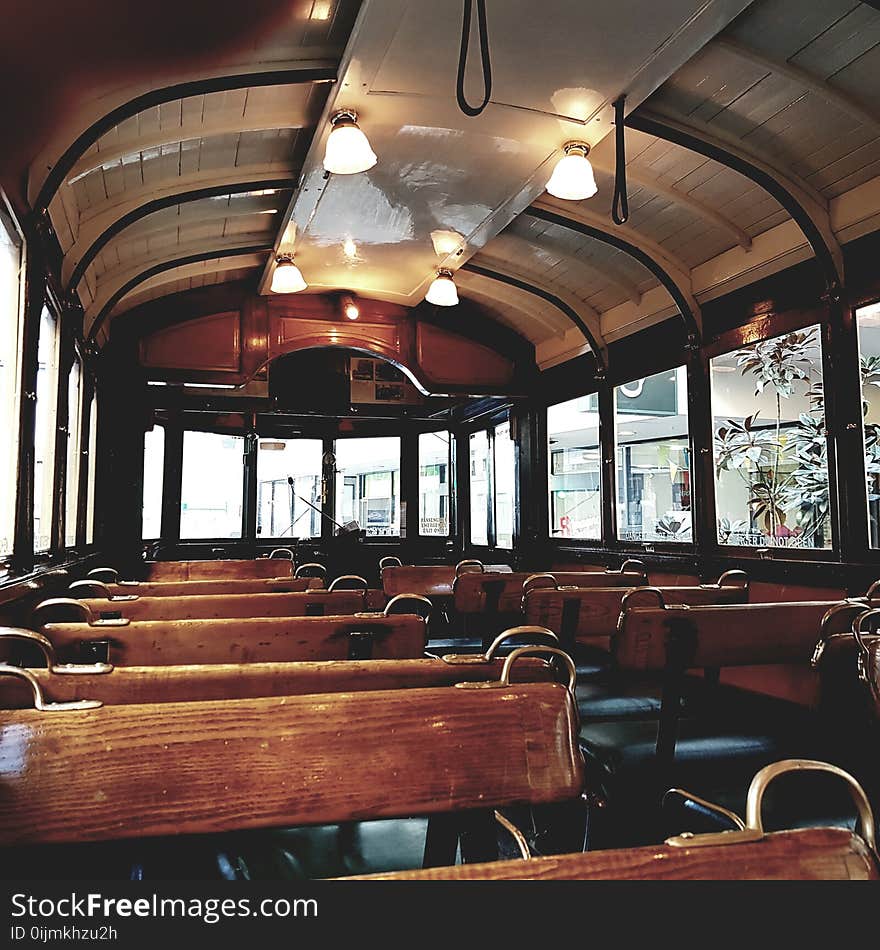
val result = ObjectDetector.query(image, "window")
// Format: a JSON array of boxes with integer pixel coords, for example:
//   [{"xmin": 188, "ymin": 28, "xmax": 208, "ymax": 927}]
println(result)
[
  {"xmin": 857, "ymin": 301, "xmax": 880, "ymax": 547},
  {"xmin": 180, "ymin": 431, "xmax": 244, "ymax": 539},
  {"xmin": 615, "ymin": 367, "xmax": 691, "ymax": 543},
  {"xmin": 0, "ymin": 204, "xmax": 24, "ymax": 558},
  {"xmin": 711, "ymin": 325, "xmax": 831, "ymax": 549},
  {"xmin": 33, "ymin": 305, "xmax": 60, "ymax": 553},
  {"xmin": 547, "ymin": 395, "xmax": 601, "ymax": 540},
  {"xmin": 64, "ymin": 356, "xmax": 83, "ymax": 547},
  {"xmin": 494, "ymin": 421, "xmax": 515, "ymax": 548},
  {"xmin": 142, "ymin": 425, "xmax": 165, "ymax": 540},
  {"xmin": 469, "ymin": 430, "xmax": 490, "ymax": 545},
  {"xmin": 419, "ymin": 431, "xmax": 451, "ymax": 536},
  {"xmin": 86, "ymin": 394, "xmax": 98, "ymax": 545},
  {"xmin": 335, "ymin": 437, "xmax": 400, "ymax": 537},
  {"xmin": 257, "ymin": 438, "xmax": 323, "ymax": 539}
]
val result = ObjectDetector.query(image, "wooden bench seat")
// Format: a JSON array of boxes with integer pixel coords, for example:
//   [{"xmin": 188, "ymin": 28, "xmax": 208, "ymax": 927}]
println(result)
[
  {"xmin": 52, "ymin": 589, "xmax": 373, "ymax": 622},
  {"xmin": 345, "ymin": 827, "xmax": 877, "ymax": 880},
  {"xmin": 70, "ymin": 577, "xmax": 323, "ymax": 598},
  {"xmin": 38, "ymin": 613, "xmax": 427, "ymax": 665},
  {"xmin": 142, "ymin": 558, "xmax": 295, "ymax": 581},
  {"xmin": 381, "ymin": 562, "xmax": 513, "ymax": 599},
  {"xmin": 0, "ymin": 659, "xmax": 582, "ymax": 848}
]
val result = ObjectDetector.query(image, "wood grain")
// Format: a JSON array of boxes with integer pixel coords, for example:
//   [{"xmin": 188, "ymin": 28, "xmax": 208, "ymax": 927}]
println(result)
[
  {"xmin": 74, "ymin": 590, "xmax": 368, "ymax": 622},
  {"xmin": 0, "ymin": 658, "xmax": 553, "ymax": 706},
  {"xmin": 0, "ymin": 682, "xmax": 582, "ymax": 844},
  {"xmin": 345, "ymin": 828, "xmax": 878, "ymax": 880},
  {"xmin": 43, "ymin": 614, "xmax": 427, "ymax": 665},
  {"xmin": 99, "ymin": 578, "xmax": 323, "ymax": 597},
  {"xmin": 144, "ymin": 560, "xmax": 294, "ymax": 581},
  {"xmin": 523, "ymin": 584, "xmax": 748, "ymax": 642}
]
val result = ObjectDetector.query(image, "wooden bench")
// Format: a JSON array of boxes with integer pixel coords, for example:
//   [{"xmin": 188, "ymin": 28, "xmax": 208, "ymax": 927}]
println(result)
[
  {"xmin": 41, "ymin": 589, "xmax": 372, "ymax": 623},
  {"xmin": 0, "ymin": 628, "xmax": 552, "ymax": 705},
  {"xmin": 381, "ymin": 561, "xmax": 513, "ymax": 599},
  {"xmin": 69, "ymin": 577, "xmax": 324, "ymax": 598},
  {"xmin": 522, "ymin": 571, "xmax": 750, "ymax": 652},
  {"xmin": 139, "ymin": 557, "xmax": 296, "ymax": 581},
  {"xmin": 0, "ymin": 647, "xmax": 582, "ymax": 852},
  {"xmin": 345, "ymin": 760, "xmax": 878, "ymax": 880},
  {"xmin": 34, "ymin": 610, "xmax": 428, "ymax": 665}
]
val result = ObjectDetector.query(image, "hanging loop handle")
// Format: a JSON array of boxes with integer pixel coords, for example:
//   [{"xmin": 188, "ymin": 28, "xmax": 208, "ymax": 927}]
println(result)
[
  {"xmin": 456, "ymin": 0, "xmax": 493, "ymax": 117},
  {"xmin": 612, "ymin": 95, "xmax": 629, "ymax": 225}
]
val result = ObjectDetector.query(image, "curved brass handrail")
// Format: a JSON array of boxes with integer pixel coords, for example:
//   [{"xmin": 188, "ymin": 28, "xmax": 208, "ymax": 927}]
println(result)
[
  {"xmin": 746, "ymin": 759, "xmax": 876, "ymax": 856},
  {"xmin": 662, "ymin": 787, "xmax": 746, "ymax": 831},
  {"xmin": 88, "ymin": 567, "xmax": 119, "ymax": 583},
  {"xmin": 620, "ymin": 586, "xmax": 667, "ymax": 611},
  {"xmin": 615, "ymin": 558, "xmax": 648, "ymax": 576},
  {"xmin": 853, "ymin": 608, "xmax": 880, "ymax": 693},
  {"xmin": 379, "ymin": 556, "xmax": 403, "ymax": 570},
  {"xmin": 810, "ymin": 601, "xmax": 871, "ymax": 667},
  {"xmin": 499, "ymin": 646, "xmax": 578, "ymax": 694},
  {"xmin": 715, "ymin": 569, "xmax": 749, "ymax": 589},
  {"xmin": 68, "ymin": 579, "xmax": 138, "ymax": 601},
  {"xmin": 383, "ymin": 593, "xmax": 432, "ymax": 618},
  {"xmin": 865, "ymin": 579, "xmax": 880, "ymax": 601},
  {"xmin": 0, "ymin": 665, "xmax": 102, "ymax": 711},
  {"xmin": 442, "ymin": 626, "xmax": 558, "ymax": 665},
  {"xmin": 327, "ymin": 575, "xmax": 369, "ymax": 592},
  {"xmin": 522, "ymin": 573, "xmax": 557, "ymax": 596},
  {"xmin": 0, "ymin": 628, "xmax": 113, "ymax": 674},
  {"xmin": 454, "ymin": 559, "xmax": 484, "ymax": 578},
  {"xmin": 32, "ymin": 598, "xmax": 95, "ymax": 626},
  {"xmin": 269, "ymin": 548, "xmax": 295, "ymax": 560}
]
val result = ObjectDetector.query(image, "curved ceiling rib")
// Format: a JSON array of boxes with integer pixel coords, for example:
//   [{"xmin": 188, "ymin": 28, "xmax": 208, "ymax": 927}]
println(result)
[
  {"xmin": 85, "ymin": 241, "xmax": 272, "ymax": 341},
  {"xmin": 527, "ymin": 195, "xmax": 702, "ymax": 339},
  {"xmin": 627, "ymin": 106, "xmax": 845, "ymax": 289},
  {"xmin": 590, "ymin": 158, "xmax": 752, "ymax": 250},
  {"xmin": 454, "ymin": 271, "xmax": 572, "ymax": 341},
  {"xmin": 65, "ymin": 176, "xmax": 297, "ymax": 291},
  {"xmin": 462, "ymin": 260, "xmax": 608, "ymax": 373},
  {"xmin": 712, "ymin": 38, "xmax": 880, "ymax": 136},
  {"xmin": 30, "ymin": 61, "xmax": 337, "ymax": 213}
]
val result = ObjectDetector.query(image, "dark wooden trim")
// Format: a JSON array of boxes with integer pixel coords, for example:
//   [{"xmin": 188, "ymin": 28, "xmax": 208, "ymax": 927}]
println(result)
[{"xmin": 159, "ymin": 419, "xmax": 183, "ymax": 543}]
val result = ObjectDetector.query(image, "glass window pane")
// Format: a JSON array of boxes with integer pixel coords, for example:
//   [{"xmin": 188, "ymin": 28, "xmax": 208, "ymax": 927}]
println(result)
[
  {"xmin": 419, "ymin": 431, "xmax": 451, "ymax": 536},
  {"xmin": 547, "ymin": 395, "xmax": 601, "ymax": 540},
  {"xmin": 469, "ymin": 431, "xmax": 489, "ymax": 545},
  {"xmin": 33, "ymin": 306, "xmax": 60, "ymax": 553},
  {"xmin": 64, "ymin": 357, "xmax": 83, "ymax": 546},
  {"xmin": 614, "ymin": 367, "xmax": 691, "ymax": 543},
  {"xmin": 180, "ymin": 431, "xmax": 243, "ymax": 539},
  {"xmin": 334, "ymin": 437, "xmax": 400, "ymax": 537},
  {"xmin": 857, "ymin": 301, "xmax": 880, "ymax": 547},
  {"xmin": 494, "ymin": 421, "xmax": 515, "ymax": 548},
  {"xmin": 711, "ymin": 325, "xmax": 831, "ymax": 549},
  {"xmin": 0, "ymin": 209, "xmax": 23, "ymax": 558},
  {"xmin": 86, "ymin": 395, "xmax": 97, "ymax": 545},
  {"xmin": 257, "ymin": 438, "xmax": 323, "ymax": 539},
  {"xmin": 142, "ymin": 426, "xmax": 165, "ymax": 539}
]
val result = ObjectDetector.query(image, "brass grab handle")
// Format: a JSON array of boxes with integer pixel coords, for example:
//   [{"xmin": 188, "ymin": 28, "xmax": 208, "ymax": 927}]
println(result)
[
  {"xmin": 383, "ymin": 594, "xmax": 432, "ymax": 618},
  {"xmin": 294, "ymin": 562, "xmax": 327, "ymax": 579},
  {"xmin": 715, "ymin": 569, "xmax": 749, "ymax": 589},
  {"xmin": 454, "ymin": 559, "xmax": 484, "ymax": 578},
  {"xmin": 620, "ymin": 587, "xmax": 666, "ymax": 610},
  {"xmin": 327, "ymin": 575, "xmax": 368, "ymax": 592},
  {"xmin": 0, "ymin": 627, "xmax": 113, "ymax": 674},
  {"xmin": 442, "ymin": 626, "xmax": 558, "ymax": 665},
  {"xmin": 522, "ymin": 573, "xmax": 557, "ymax": 596},
  {"xmin": 0, "ymin": 665, "xmax": 102, "ymax": 711},
  {"xmin": 269, "ymin": 548, "xmax": 295, "ymax": 560},
  {"xmin": 32, "ymin": 598, "xmax": 94, "ymax": 626},
  {"xmin": 499, "ymin": 646, "xmax": 577, "ymax": 694},
  {"xmin": 88, "ymin": 567, "xmax": 119, "ymax": 583}
]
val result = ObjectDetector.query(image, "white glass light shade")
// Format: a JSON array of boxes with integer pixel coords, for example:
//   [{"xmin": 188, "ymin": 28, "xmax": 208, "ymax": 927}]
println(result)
[
  {"xmin": 426, "ymin": 271, "xmax": 459, "ymax": 307},
  {"xmin": 545, "ymin": 145, "xmax": 598, "ymax": 201},
  {"xmin": 323, "ymin": 115, "xmax": 377, "ymax": 175},
  {"xmin": 271, "ymin": 258, "xmax": 307, "ymax": 294}
]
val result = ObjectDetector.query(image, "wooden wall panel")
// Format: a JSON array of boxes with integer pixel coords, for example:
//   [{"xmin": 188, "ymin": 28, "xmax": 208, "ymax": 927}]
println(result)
[
  {"xmin": 416, "ymin": 322, "xmax": 514, "ymax": 387},
  {"xmin": 139, "ymin": 310, "xmax": 241, "ymax": 372}
]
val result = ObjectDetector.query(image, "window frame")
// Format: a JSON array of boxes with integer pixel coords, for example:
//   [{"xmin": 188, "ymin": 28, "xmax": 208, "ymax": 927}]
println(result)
[
  {"xmin": 32, "ymin": 299, "xmax": 62, "ymax": 558},
  {"xmin": 463, "ymin": 410, "xmax": 516, "ymax": 552},
  {"xmin": 178, "ymin": 428, "xmax": 247, "ymax": 541},
  {"xmin": 417, "ymin": 429, "xmax": 453, "ymax": 539},
  {"xmin": 333, "ymin": 434, "xmax": 403, "ymax": 540}
]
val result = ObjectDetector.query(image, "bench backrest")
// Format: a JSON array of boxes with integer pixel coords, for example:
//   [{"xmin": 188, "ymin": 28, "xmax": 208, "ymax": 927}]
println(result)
[
  {"xmin": 452, "ymin": 567, "xmax": 650, "ymax": 615},
  {"xmin": 144, "ymin": 559, "xmax": 295, "ymax": 580},
  {"xmin": 523, "ymin": 578, "xmax": 749, "ymax": 648},
  {"xmin": 41, "ymin": 614, "xmax": 427, "ymax": 665},
  {"xmin": 69, "ymin": 590, "xmax": 368, "ymax": 622},
  {"xmin": 344, "ymin": 827, "xmax": 878, "ymax": 880},
  {"xmin": 71, "ymin": 577, "xmax": 323, "ymax": 598},
  {"xmin": 0, "ymin": 677, "xmax": 582, "ymax": 845},
  {"xmin": 382, "ymin": 565, "xmax": 457, "ymax": 598},
  {"xmin": 0, "ymin": 655, "xmax": 553, "ymax": 706}
]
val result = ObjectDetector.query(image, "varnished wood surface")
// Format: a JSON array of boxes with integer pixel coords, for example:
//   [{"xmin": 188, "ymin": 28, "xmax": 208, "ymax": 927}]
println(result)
[
  {"xmin": 381, "ymin": 564, "xmax": 513, "ymax": 598},
  {"xmin": 616, "ymin": 601, "xmax": 845, "ymax": 671},
  {"xmin": 451, "ymin": 571, "xmax": 650, "ymax": 614},
  {"xmin": 99, "ymin": 577, "xmax": 323, "ymax": 597},
  {"xmin": 345, "ymin": 828, "xmax": 878, "ymax": 880},
  {"xmin": 75, "ymin": 590, "xmax": 368, "ymax": 622},
  {"xmin": 523, "ymin": 584, "xmax": 748, "ymax": 641},
  {"xmin": 144, "ymin": 560, "xmax": 295, "ymax": 581},
  {"xmin": 0, "ymin": 682, "xmax": 582, "ymax": 844},
  {"xmin": 0, "ymin": 657, "xmax": 553, "ymax": 706},
  {"xmin": 43, "ymin": 614, "xmax": 426, "ymax": 665}
]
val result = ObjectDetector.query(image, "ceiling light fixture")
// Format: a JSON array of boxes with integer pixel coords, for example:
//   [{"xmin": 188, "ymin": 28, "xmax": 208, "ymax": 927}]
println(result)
[
  {"xmin": 323, "ymin": 110, "xmax": 377, "ymax": 175},
  {"xmin": 426, "ymin": 269, "xmax": 459, "ymax": 307},
  {"xmin": 270, "ymin": 254, "xmax": 307, "ymax": 294},
  {"xmin": 341, "ymin": 294, "xmax": 360, "ymax": 321},
  {"xmin": 546, "ymin": 142, "xmax": 598, "ymax": 201}
]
